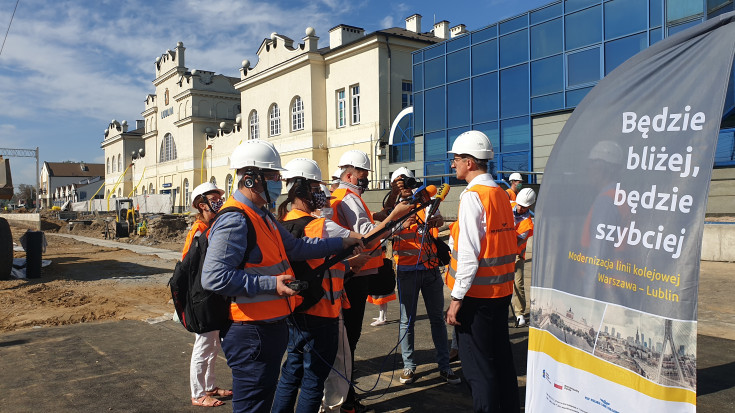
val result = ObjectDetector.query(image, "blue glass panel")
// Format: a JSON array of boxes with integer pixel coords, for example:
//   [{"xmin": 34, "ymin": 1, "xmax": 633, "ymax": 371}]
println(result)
[
  {"xmin": 425, "ymin": 131, "xmax": 447, "ymax": 161},
  {"xmin": 714, "ymin": 129, "xmax": 735, "ymax": 165},
  {"xmin": 605, "ymin": 0, "xmax": 647, "ymax": 39},
  {"xmin": 501, "ymin": 116, "xmax": 531, "ymax": 152},
  {"xmin": 424, "ymin": 57, "xmax": 445, "ymax": 89},
  {"xmin": 668, "ymin": 19, "xmax": 702, "ymax": 35},
  {"xmin": 413, "ymin": 64, "xmax": 423, "ymax": 91},
  {"xmin": 725, "ymin": 62, "xmax": 734, "ymax": 113},
  {"xmin": 605, "ymin": 33, "xmax": 647, "ymax": 75},
  {"xmin": 424, "ymin": 161, "xmax": 446, "ymax": 186},
  {"xmin": 565, "ymin": 6, "xmax": 602, "ymax": 50},
  {"xmin": 424, "ymin": 87, "xmax": 446, "ymax": 132},
  {"xmin": 448, "ymin": 80, "xmax": 471, "ymax": 128},
  {"xmin": 500, "ymin": 64, "xmax": 529, "ymax": 118},
  {"xmin": 500, "ymin": 152, "xmax": 531, "ymax": 175},
  {"xmin": 473, "ymin": 73, "xmax": 499, "ymax": 123},
  {"xmin": 532, "ymin": 93, "xmax": 565, "ymax": 113},
  {"xmin": 393, "ymin": 114, "xmax": 413, "ymax": 144},
  {"xmin": 472, "ymin": 40, "xmax": 497, "ymax": 75},
  {"xmin": 709, "ymin": 0, "xmax": 732, "ymax": 12},
  {"xmin": 565, "ymin": 0, "xmax": 599, "ymax": 13},
  {"xmin": 531, "ymin": 18, "xmax": 563, "ymax": 59},
  {"xmin": 447, "ymin": 35, "xmax": 470, "ymax": 52},
  {"xmin": 413, "ymin": 92, "xmax": 423, "ymax": 136},
  {"xmin": 499, "ymin": 29, "xmax": 529, "ymax": 67},
  {"xmin": 567, "ymin": 47, "xmax": 600, "ymax": 87},
  {"xmin": 650, "ymin": 27, "xmax": 663, "ymax": 44},
  {"xmin": 531, "ymin": 2, "xmax": 562, "ymax": 24},
  {"xmin": 473, "ymin": 121, "xmax": 500, "ymax": 153},
  {"xmin": 499, "ymin": 15, "xmax": 528, "ymax": 34},
  {"xmin": 667, "ymin": 0, "xmax": 703, "ymax": 22},
  {"xmin": 531, "ymin": 54, "xmax": 563, "ymax": 96},
  {"xmin": 424, "ymin": 43, "xmax": 446, "ymax": 60},
  {"xmin": 472, "ymin": 25, "xmax": 497, "ymax": 43},
  {"xmin": 413, "ymin": 52, "xmax": 423, "ymax": 65},
  {"xmin": 566, "ymin": 86, "xmax": 594, "ymax": 107},
  {"xmin": 447, "ymin": 49, "xmax": 470, "ymax": 82},
  {"xmin": 650, "ymin": 0, "xmax": 663, "ymax": 26},
  {"xmin": 707, "ymin": 2, "xmax": 733, "ymax": 18}
]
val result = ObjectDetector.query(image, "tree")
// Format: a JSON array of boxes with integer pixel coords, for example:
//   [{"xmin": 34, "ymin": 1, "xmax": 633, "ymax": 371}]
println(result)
[{"xmin": 12, "ymin": 184, "xmax": 35, "ymax": 207}]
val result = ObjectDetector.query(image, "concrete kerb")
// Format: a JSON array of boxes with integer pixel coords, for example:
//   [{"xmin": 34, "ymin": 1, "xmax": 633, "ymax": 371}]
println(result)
[
  {"xmin": 0, "ymin": 213, "xmax": 41, "ymax": 231},
  {"xmin": 47, "ymin": 232, "xmax": 181, "ymax": 261}
]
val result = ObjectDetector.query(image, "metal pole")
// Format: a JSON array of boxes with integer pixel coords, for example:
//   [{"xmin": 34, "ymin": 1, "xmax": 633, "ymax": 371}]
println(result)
[{"xmin": 35, "ymin": 147, "xmax": 40, "ymax": 209}]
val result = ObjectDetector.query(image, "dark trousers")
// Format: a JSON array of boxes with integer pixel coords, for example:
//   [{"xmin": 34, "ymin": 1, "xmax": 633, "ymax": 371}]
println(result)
[
  {"xmin": 342, "ymin": 275, "xmax": 370, "ymax": 405},
  {"xmin": 456, "ymin": 295, "xmax": 520, "ymax": 413},
  {"xmin": 272, "ymin": 314, "xmax": 339, "ymax": 413},
  {"xmin": 220, "ymin": 320, "xmax": 288, "ymax": 413}
]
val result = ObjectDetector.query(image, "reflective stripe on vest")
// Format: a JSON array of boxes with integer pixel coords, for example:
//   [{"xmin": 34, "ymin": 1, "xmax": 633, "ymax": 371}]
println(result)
[
  {"xmin": 285, "ymin": 209, "xmax": 347, "ymax": 318},
  {"xmin": 330, "ymin": 187, "xmax": 384, "ymax": 271},
  {"xmin": 220, "ymin": 197, "xmax": 297, "ymax": 322},
  {"xmin": 392, "ymin": 208, "xmax": 439, "ymax": 268},
  {"xmin": 446, "ymin": 184, "xmax": 517, "ymax": 299},
  {"xmin": 181, "ymin": 219, "xmax": 209, "ymax": 260}
]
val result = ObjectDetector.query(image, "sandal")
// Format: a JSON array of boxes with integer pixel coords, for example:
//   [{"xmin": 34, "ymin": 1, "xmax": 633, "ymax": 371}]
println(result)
[
  {"xmin": 206, "ymin": 387, "xmax": 233, "ymax": 397},
  {"xmin": 192, "ymin": 395, "xmax": 224, "ymax": 407}
]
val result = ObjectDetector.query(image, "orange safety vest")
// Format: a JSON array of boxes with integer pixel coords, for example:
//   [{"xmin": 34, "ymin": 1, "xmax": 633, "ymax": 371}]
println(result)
[
  {"xmin": 182, "ymin": 219, "xmax": 209, "ymax": 260},
  {"xmin": 367, "ymin": 292, "xmax": 395, "ymax": 305},
  {"xmin": 219, "ymin": 197, "xmax": 297, "ymax": 322},
  {"xmin": 506, "ymin": 188, "xmax": 516, "ymax": 201},
  {"xmin": 283, "ymin": 209, "xmax": 348, "ymax": 318},
  {"xmin": 516, "ymin": 216, "xmax": 534, "ymax": 260},
  {"xmin": 392, "ymin": 208, "xmax": 440, "ymax": 269},
  {"xmin": 447, "ymin": 184, "xmax": 517, "ymax": 299},
  {"xmin": 330, "ymin": 187, "xmax": 384, "ymax": 271}
]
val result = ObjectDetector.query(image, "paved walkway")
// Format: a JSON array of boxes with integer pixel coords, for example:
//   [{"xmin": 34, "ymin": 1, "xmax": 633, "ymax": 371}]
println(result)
[{"xmin": 48, "ymin": 233, "xmax": 181, "ymax": 261}]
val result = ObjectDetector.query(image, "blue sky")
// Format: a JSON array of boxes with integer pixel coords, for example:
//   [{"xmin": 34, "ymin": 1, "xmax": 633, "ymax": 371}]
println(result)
[{"xmin": 0, "ymin": 0, "xmax": 549, "ymax": 186}]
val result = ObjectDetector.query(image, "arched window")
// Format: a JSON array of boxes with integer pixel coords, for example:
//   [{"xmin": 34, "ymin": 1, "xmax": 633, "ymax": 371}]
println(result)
[
  {"xmin": 249, "ymin": 110, "xmax": 259, "ymax": 140},
  {"xmin": 183, "ymin": 179, "xmax": 190, "ymax": 207},
  {"xmin": 149, "ymin": 183, "xmax": 154, "ymax": 194},
  {"xmin": 118, "ymin": 154, "xmax": 122, "ymax": 172},
  {"xmin": 106, "ymin": 158, "xmax": 110, "ymax": 174},
  {"xmin": 159, "ymin": 133, "xmax": 177, "ymax": 162},
  {"xmin": 210, "ymin": 176, "xmax": 217, "ymax": 187},
  {"xmin": 291, "ymin": 96, "xmax": 304, "ymax": 131},
  {"xmin": 142, "ymin": 188, "xmax": 147, "ymax": 196},
  {"xmin": 269, "ymin": 104, "xmax": 281, "ymax": 136},
  {"xmin": 118, "ymin": 188, "xmax": 122, "ymax": 197},
  {"xmin": 111, "ymin": 155, "xmax": 116, "ymax": 173},
  {"xmin": 226, "ymin": 174, "xmax": 233, "ymax": 198}
]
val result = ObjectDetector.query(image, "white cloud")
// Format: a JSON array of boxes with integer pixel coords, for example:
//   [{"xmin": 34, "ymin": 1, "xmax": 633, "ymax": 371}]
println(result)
[{"xmin": 380, "ymin": 16, "xmax": 394, "ymax": 29}]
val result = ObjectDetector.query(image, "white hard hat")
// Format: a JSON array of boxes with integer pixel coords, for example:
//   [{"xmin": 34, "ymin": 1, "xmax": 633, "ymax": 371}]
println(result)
[
  {"xmin": 191, "ymin": 182, "xmax": 224, "ymax": 208},
  {"xmin": 338, "ymin": 150, "xmax": 371, "ymax": 171},
  {"xmin": 448, "ymin": 130, "xmax": 494, "ymax": 160},
  {"xmin": 516, "ymin": 188, "xmax": 537, "ymax": 207},
  {"xmin": 390, "ymin": 167, "xmax": 414, "ymax": 182},
  {"xmin": 230, "ymin": 139, "xmax": 286, "ymax": 171},
  {"xmin": 283, "ymin": 158, "xmax": 322, "ymax": 182},
  {"xmin": 508, "ymin": 172, "xmax": 522, "ymax": 182}
]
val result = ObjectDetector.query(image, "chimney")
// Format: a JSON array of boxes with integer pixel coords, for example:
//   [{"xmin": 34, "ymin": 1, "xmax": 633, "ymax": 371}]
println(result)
[
  {"xmin": 450, "ymin": 24, "xmax": 467, "ymax": 38},
  {"xmin": 405, "ymin": 14, "xmax": 422, "ymax": 33},
  {"xmin": 433, "ymin": 20, "xmax": 450, "ymax": 40},
  {"xmin": 136, "ymin": 119, "xmax": 145, "ymax": 130},
  {"xmin": 329, "ymin": 24, "xmax": 365, "ymax": 49},
  {"xmin": 80, "ymin": 162, "xmax": 87, "ymax": 172}
]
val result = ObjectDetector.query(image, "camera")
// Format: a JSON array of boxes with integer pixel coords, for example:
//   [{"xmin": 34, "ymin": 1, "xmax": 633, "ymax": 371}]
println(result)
[{"xmin": 397, "ymin": 176, "xmax": 422, "ymax": 189}]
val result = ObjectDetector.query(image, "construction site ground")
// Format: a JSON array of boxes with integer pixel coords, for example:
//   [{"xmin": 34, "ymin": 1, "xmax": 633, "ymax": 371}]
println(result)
[{"xmin": 0, "ymin": 217, "xmax": 733, "ymax": 412}]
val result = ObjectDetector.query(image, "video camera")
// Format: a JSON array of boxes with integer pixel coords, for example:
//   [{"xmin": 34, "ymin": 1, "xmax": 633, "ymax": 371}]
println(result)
[{"xmin": 396, "ymin": 175, "xmax": 422, "ymax": 190}]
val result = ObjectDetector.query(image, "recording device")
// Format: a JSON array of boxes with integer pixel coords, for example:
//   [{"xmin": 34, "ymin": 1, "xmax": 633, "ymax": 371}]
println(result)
[
  {"xmin": 397, "ymin": 175, "xmax": 422, "ymax": 189},
  {"xmin": 427, "ymin": 184, "xmax": 450, "ymax": 220},
  {"xmin": 286, "ymin": 280, "xmax": 309, "ymax": 292},
  {"xmin": 409, "ymin": 184, "xmax": 437, "ymax": 205}
]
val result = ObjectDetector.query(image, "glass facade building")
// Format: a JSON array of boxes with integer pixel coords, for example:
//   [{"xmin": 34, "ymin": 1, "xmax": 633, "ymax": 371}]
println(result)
[{"xmin": 406, "ymin": 0, "xmax": 735, "ymax": 185}]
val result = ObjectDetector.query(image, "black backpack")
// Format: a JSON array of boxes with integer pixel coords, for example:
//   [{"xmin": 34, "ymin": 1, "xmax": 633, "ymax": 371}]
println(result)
[{"xmin": 169, "ymin": 207, "xmax": 255, "ymax": 333}]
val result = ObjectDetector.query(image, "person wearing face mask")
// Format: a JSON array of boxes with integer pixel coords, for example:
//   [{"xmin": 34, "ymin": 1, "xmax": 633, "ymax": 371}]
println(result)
[
  {"xmin": 271, "ymin": 158, "xmax": 367, "ymax": 413},
  {"xmin": 330, "ymin": 150, "xmax": 413, "ymax": 413},
  {"xmin": 510, "ymin": 188, "xmax": 536, "ymax": 328},
  {"xmin": 506, "ymin": 172, "xmax": 523, "ymax": 202},
  {"xmin": 184, "ymin": 182, "xmax": 233, "ymax": 408},
  {"xmin": 201, "ymin": 141, "xmax": 364, "ymax": 413}
]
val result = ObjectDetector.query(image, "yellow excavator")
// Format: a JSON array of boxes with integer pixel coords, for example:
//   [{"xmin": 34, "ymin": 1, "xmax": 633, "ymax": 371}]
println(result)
[{"xmin": 113, "ymin": 198, "xmax": 138, "ymax": 238}]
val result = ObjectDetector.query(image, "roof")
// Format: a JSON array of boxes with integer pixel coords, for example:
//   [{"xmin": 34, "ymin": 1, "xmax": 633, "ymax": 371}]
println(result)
[
  {"xmin": 45, "ymin": 162, "xmax": 104, "ymax": 178},
  {"xmin": 317, "ymin": 27, "xmax": 441, "ymax": 56}
]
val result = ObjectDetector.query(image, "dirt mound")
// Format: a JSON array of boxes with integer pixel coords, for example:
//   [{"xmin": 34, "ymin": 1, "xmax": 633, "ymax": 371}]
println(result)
[{"xmin": 146, "ymin": 215, "xmax": 189, "ymax": 243}]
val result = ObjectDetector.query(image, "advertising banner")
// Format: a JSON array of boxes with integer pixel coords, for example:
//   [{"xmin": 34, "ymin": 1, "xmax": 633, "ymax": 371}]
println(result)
[{"xmin": 527, "ymin": 13, "xmax": 735, "ymax": 413}]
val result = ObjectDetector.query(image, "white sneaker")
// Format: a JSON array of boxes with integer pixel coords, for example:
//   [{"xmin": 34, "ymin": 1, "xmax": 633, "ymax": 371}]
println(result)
[
  {"xmin": 370, "ymin": 319, "xmax": 386, "ymax": 326},
  {"xmin": 516, "ymin": 315, "xmax": 526, "ymax": 327}
]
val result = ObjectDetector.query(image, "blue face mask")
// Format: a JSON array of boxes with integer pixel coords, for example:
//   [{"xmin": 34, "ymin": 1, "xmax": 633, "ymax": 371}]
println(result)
[{"xmin": 266, "ymin": 180, "xmax": 282, "ymax": 203}]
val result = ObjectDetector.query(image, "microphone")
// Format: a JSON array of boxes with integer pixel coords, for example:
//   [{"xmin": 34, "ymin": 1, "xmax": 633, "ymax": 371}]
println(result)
[
  {"xmin": 409, "ymin": 184, "xmax": 437, "ymax": 205},
  {"xmin": 427, "ymin": 184, "xmax": 450, "ymax": 220}
]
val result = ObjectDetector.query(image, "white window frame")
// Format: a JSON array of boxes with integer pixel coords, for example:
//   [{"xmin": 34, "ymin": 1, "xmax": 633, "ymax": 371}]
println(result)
[
  {"xmin": 351, "ymin": 84, "xmax": 360, "ymax": 125},
  {"xmin": 291, "ymin": 96, "xmax": 304, "ymax": 131},
  {"xmin": 269, "ymin": 104, "xmax": 281, "ymax": 136},
  {"xmin": 106, "ymin": 158, "xmax": 110, "ymax": 174},
  {"xmin": 249, "ymin": 110, "xmax": 259, "ymax": 140},
  {"xmin": 337, "ymin": 89, "xmax": 346, "ymax": 128},
  {"xmin": 118, "ymin": 153, "xmax": 122, "ymax": 172},
  {"xmin": 159, "ymin": 133, "xmax": 177, "ymax": 162}
]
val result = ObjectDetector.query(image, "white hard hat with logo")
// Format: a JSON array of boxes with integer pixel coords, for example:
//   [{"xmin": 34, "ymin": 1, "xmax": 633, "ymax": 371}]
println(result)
[
  {"xmin": 338, "ymin": 150, "xmax": 371, "ymax": 171},
  {"xmin": 230, "ymin": 139, "xmax": 286, "ymax": 171},
  {"xmin": 508, "ymin": 172, "xmax": 522, "ymax": 182},
  {"xmin": 390, "ymin": 167, "xmax": 414, "ymax": 182},
  {"xmin": 283, "ymin": 158, "xmax": 322, "ymax": 182},
  {"xmin": 331, "ymin": 168, "xmax": 343, "ymax": 182},
  {"xmin": 448, "ymin": 130, "xmax": 494, "ymax": 160},
  {"xmin": 191, "ymin": 182, "xmax": 224, "ymax": 208},
  {"xmin": 516, "ymin": 188, "xmax": 537, "ymax": 207}
]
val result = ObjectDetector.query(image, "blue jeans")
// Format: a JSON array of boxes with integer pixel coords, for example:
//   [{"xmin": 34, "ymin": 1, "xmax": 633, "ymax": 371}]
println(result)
[
  {"xmin": 398, "ymin": 267, "xmax": 450, "ymax": 371},
  {"xmin": 220, "ymin": 320, "xmax": 288, "ymax": 413},
  {"xmin": 272, "ymin": 314, "xmax": 339, "ymax": 413}
]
